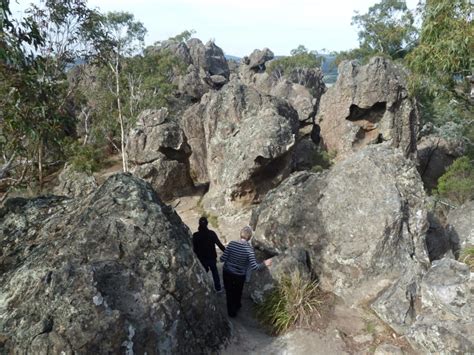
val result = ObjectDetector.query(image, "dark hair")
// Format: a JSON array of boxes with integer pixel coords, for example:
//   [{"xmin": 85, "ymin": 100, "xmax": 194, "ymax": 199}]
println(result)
[{"xmin": 198, "ymin": 216, "xmax": 208, "ymax": 231}]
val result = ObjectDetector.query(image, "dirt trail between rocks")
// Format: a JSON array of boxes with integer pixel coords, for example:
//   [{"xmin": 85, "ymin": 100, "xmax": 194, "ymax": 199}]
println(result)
[{"xmin": 171, "ymin": 195, "xmax": 415, "ymax": 354}]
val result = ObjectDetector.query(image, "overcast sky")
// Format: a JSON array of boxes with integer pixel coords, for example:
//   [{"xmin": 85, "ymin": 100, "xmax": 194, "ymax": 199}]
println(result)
[{"xmin": 12, "ymin": 0, "xmax": 419, "ymax": 56}]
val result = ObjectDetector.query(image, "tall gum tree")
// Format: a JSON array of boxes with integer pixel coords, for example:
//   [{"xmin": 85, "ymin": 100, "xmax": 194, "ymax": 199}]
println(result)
[{"xmin": 88, "ymin": 11, "xmax": 146, "ymax": 172}]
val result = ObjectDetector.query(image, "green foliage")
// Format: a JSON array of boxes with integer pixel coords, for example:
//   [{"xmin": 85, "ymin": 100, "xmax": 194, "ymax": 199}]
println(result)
[
  {"xmin": 406, "ymin": 0, "xmax": 472, "ymax": 131},
  {"xmin": 167, "ymin": 29, "xmax": 196, "ymax": 43},
  {"xmin": 65, "ymin": 140, "xmax": 105, "ymax": 174},
  {"xmin": 437, "ymin": 156, "xmax": 474, "ymax": 204},
  {"xmin": 459, "ymin": 247, "xmax": 474, "ymax": 271},
  {"xmin": 256, "ymin": 271, "xmax": 322, "ymax": 335},
  {"xmin": 266, "ymin": 45, "xmax": 322, "ymax": 85},
  {"xmin": 1, "ymin": 0, "xmax": 98, "ymax": 188},
  {"xmin": 310, "ymin": 148, "xmax": 335, "ymax": 173},
  {"xmin": 335, "ymin": 0, "xmax": 416, "ymax": 64},
  {"xmin": 406, "ymin": 0, "xmax": 472, "ymax": 94},
  {"xmin": 352, "ymin": 0, "xmax": 416, "ymax": 59}
]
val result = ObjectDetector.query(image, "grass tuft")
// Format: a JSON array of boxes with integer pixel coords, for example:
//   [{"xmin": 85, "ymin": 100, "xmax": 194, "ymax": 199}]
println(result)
[{"xmin": 256, "ymin": 270, "xmax": 323, "ymax": 335}]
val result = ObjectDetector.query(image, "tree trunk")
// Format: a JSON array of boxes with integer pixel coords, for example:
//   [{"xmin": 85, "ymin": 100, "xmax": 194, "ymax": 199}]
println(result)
[
  {"xmin": 114, "ymin": 56, "xmax": 128, "ymax": 173},
  {"xmin": 38, "ymin": 140, "xmax": 43, "ymax": 192}
]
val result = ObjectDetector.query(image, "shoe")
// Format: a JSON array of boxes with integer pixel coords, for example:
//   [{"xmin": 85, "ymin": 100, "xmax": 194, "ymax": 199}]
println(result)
[{"xmin": 216, "ymin": 288, "xmax": 224, "ymax": 294}]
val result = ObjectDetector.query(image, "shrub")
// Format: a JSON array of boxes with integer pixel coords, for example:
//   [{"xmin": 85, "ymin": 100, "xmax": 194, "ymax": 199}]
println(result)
[
  {"xmin": 66, "ymin": 141, "xmax": 105, "ymax": 174},
  {"xmin": 460, "ymin": 247, "xmax": 474, "ymax": 272},
  {"xmin": 310, "ymin": 148, "xmax": 335, "ymax": 173},
  {"xmin": 437, "ymin": 156, "xmax": 474, "ymax": 205},
  {"xmin": 256, "ymin": 270, "xmax": 322, "ymax": 335}
]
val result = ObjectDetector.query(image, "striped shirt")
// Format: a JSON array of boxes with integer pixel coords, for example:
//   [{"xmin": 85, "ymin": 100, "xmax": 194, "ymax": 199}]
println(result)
[{"xmin": 220, "ymin": 239, "xmax": 262, "ymax": 276}]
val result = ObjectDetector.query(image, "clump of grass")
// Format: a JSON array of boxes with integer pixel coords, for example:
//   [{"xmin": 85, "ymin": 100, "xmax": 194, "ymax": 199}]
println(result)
[
  {"xmin": 459, "ymin": 247, "xmax": 474, "ymax": 271},
  {"xmin": 365, "ymin": 320, "xmax": 376, "ymax": 334},
  {"xmin": 256, "ymin": 270, "xmax": 322, "ymax": 335}
]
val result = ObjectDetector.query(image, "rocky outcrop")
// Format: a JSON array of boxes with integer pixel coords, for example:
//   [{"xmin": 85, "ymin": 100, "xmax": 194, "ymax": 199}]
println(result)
[
  {"xmin": 0, "ymin": 174, "xmax": 230, "ymax": 353},
  {"xmin": 407, "ymin": 258, "xmax": 473, "ymax": 354},
  {"xmin": 316, "ymin": 57, "xmax": 419, "ymax": 160},
  {"xmin": 127, "ymin": 108, "xmax": 194, "ymax": 201},
  {"xmin": 417, "ymin": 134, "xmax": 465, "ymax": 191},
  {"xmin": 53, "ymin": 163, "xmax": 98, "ymax": 198},
  {"xmin": 245, "ymin": 48, "xmax": 274, "ymax": 71},
  {"xmin": 251, "ymin": 144, "xmax": 430, "ymax": 333},
  {"xmin": 154, "ymin": 38, "xmax": 229, "ymax": 100},
  {"xmin": 182, "ymin": 81, "xmax": 300, "ymax": 212},
  {"xmin": 239, "ymin": 49, "xmax": 326, "ymax": 123}
]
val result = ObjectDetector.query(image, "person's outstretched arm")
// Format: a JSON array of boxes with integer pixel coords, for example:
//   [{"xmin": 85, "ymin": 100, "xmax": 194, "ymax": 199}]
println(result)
[{"xmin": 213, "ymin": 232, "xmax": 226, "ymax": 252}]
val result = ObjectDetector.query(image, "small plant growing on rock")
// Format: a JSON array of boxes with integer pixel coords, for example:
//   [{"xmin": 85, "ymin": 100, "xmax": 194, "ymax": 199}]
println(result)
[
  {"xmin": 310, "ymin": 148, "xmax": 335, "ymax": 173},
  {"xmin": 460, "ymin": 247, "xmax": 474, "ymax": 271},
  {"xmin": 256, "ymin": 270, "xmax": 322, "ymax": 335}
]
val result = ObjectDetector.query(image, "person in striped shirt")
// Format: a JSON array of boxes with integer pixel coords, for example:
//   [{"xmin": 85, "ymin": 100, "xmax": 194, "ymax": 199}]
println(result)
[{"xmin": 220, "ymin": 226, "xmax": 272, "ymax": 317}]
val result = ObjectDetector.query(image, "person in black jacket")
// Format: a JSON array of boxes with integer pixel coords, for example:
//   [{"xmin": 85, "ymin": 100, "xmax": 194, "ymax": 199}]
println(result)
[{"xmin": 192, "ymin": 216, "xmax": 226, "ymax": 292}]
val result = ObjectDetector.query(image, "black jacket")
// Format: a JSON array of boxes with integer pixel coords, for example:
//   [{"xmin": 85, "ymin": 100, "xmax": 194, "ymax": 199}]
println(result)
[{"xmin": 192, "ymin": 228, "xmax": 225, "ymax": 260}]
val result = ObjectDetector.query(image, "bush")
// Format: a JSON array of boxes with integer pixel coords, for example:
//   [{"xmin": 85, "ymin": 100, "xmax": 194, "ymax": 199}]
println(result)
[
  {"xmin": 437, "ymin": 156, "xmax": 474, "ymax": 205},
  {"xmin": 66, "ymin": 141, "xmax": 105, "ymax": 174},
  {"xmin": 310, "ymin": 148, "xmax": 335, "ymax": 173},
  {"xmin": 256, "ymin": 270, "xmax": 322, "ymax": 335}
]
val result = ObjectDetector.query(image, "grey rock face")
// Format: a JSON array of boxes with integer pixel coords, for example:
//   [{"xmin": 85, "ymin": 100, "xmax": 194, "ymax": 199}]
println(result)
[
  {"xmin": 127, "ymin": 108, "xmax": 193, "ymax": 201},
  {"xmin": 53, "ymin": 163, "xmax": 98, "ymax": 198},
  {"xmin": 251, "ymin": 145, "xmax": 430, "ymax": 332},
  {"xmin": 447, "ymin": 200, "xmax": 474, "ymax": 249},
  {"xmin": 247, "ymin": 48, "xmax": 274, "ymax": 71},
  {"xmin": 417, "ymin": 134, "xmax": 465, "ymax": 191},
  {"xmin": 407, "ymin": 258, "xmax": 473, "ymax": 354},
  {"xmin": 182, "ymin": 81, "xmax": 300, "ymax": 212},
  {"xmin": 316, "ymin": 57, "xmax": 419, "ymax": 160},
  {"xmin": 0, "ymin": 174, "xmax": 230, "ymax": 354},
  {"xmin": 154, "ymin": 38, "xmax": 230, "ymax": 100},
  {"xmin": 239, "ymin": 56, "xmax": 326, "ymax": 123}
]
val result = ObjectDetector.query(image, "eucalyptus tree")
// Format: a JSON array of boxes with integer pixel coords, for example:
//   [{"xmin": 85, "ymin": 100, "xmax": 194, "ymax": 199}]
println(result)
[
  {"xmin": 87, "ymin": 11, "xmax": 147, "ymax": 172},
  {"xmin": 0, "ymin": 0, "xmax": 99, "ymax": 192}
]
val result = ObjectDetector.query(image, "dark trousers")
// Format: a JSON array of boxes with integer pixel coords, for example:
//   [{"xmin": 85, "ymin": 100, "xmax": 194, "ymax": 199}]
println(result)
[
  {"xmin": 199, "ymin": 258, "xmax": 221, "ymax": 291},
  {"xmin": 223, "ymin": 269, "xmax": 246, "ymax": 317}
]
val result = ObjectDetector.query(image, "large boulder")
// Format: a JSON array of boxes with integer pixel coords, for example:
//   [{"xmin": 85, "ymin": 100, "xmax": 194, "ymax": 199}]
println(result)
[
  {"xmin": 0, "ymin": 174, "xmax": 230, "ymax": 353},
  {"xmin": 316, "ymin": 57, "xmax": 419, "ymax": 160},
  {"xmin": 251, "ymin": 144, "xmax": 430, "ymax": 332},
  {"xmin": 407, "ymin": 258, "xmax": 473, "ymax": 354},
  {"xmin": 182, "ymin": 81, "xmax": 300, "ymax": 212},
  {"xmin": 127, "ymin": 108, "xmax": 194, "ymax": 201}
]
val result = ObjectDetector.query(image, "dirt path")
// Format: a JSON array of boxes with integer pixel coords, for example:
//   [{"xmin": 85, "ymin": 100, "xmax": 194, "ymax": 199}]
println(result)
[{"xmin": 172, "ymin": 196, "xmax": 354, "ymax": 354}]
